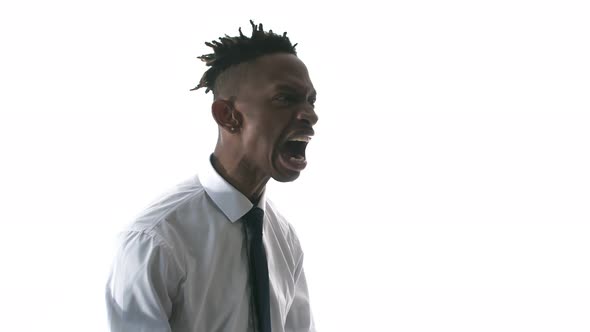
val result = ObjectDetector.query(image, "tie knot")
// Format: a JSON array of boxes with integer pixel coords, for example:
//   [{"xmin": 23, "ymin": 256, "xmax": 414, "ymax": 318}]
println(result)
[{"xmin": 243, "ymin": 207, "xmax": 264, "ymax": 236}]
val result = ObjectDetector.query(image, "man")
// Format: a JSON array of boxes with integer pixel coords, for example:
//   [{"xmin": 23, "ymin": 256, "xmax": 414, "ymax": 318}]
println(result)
[{"xmin": 105, "ymin": 20, "xmax": 318, "ymax": 332}]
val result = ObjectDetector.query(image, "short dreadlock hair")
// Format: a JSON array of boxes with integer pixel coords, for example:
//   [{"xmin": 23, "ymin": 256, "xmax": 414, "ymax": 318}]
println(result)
[{"xmin": 191, "ymin": 20, "xmax": 299, "ymax": 100}]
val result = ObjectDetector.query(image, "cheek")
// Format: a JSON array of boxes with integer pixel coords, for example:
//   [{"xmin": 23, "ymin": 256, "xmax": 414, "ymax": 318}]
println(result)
[
  {"xmin": 245, "ymin": 129, "xmax": 277, "ymax": 154},
  {"xmin": 246, "ymin": 113, "xmax": 290, "ymax": 155},
  {"xmin": 251, "ymin": 132, "xmax": 283, "ymax": 163},
  {"xmin": 256, "ymin": 118, "xmax": 286, "ymax": 145},
  {"xmin": 258, "ymin": 131, "xmax": 282, "ymax": 153}
]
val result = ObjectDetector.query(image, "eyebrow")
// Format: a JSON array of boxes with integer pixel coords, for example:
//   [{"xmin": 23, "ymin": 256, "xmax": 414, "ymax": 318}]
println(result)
[{"xmin": 274, "ymin": 83, "xmax": 317, "ymax": 98}]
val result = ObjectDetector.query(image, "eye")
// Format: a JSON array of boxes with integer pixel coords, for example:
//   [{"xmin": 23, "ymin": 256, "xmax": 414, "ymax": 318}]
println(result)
[
  {"xmin": 275, "ymin": 94, "xmax": 297, "ymax": 104},
  {"xmin": 275, "ymin": 93, "xmax": 315, "ymax": 107}
]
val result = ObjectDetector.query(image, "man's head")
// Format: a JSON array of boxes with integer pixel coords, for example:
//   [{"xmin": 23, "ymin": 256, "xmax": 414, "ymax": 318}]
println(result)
[{"xmin": 192, "ymin": 20, "xmax": 318, "ymax": 183}]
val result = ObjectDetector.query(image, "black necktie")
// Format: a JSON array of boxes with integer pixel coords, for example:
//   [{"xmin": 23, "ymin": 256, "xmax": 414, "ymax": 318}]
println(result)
[{"xmin": 243, "ymin": 207, "xmax": 271, "ymax": 332}]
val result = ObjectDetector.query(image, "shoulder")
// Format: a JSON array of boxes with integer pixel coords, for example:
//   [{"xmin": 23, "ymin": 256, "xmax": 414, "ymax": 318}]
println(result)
[
  {"xmin": 112, "ymin": 175, "xmax": 208, "ymax": 272},
  {"xmin": 118, "ymin": 175, "xmax": 207, "ymax": 248},
  {"xmin": 130, "ymin": 175, "xmax": 203, "ymax": 225}
]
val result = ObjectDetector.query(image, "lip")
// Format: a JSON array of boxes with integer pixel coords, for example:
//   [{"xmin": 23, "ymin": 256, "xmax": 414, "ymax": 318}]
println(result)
[
  {"xmin": 275, "ymin": 127, "xmax": 314, "ymax": 174},
  {"xmin": 278, "ymin": 153, "xmax": 308, "ymax": 172}
]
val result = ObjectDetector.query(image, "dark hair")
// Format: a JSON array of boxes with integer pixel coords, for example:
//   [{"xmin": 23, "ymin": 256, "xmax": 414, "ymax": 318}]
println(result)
[{"xmin": 191, "ymin": 20, "xmax": 299, "ymax": 99}]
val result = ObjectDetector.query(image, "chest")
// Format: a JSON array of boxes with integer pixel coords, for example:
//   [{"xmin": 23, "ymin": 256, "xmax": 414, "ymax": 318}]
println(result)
[{"xmin": 176, "ymin": 218, "xmax": 297, "ymax": 328}]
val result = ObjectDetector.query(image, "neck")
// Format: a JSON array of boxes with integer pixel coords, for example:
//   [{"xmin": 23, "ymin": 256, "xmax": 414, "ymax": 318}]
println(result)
[{"xmin": 211, "ymin": 151, "xmax": 269, "ymax": 204}]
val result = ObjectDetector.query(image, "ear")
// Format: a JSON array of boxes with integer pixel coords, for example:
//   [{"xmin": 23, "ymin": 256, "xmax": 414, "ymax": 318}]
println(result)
[{"xmin": 211, "ymin": 99, "xmax": 242, "ymax": 134}]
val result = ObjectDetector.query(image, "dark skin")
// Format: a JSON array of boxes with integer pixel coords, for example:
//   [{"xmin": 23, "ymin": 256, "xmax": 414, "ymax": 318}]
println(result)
[{"xmin": 210, "ymin": 53, "xmax": 319, "ymax": 204}]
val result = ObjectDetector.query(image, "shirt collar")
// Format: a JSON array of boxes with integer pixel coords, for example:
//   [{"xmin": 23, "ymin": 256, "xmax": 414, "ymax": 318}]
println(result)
[{"xmin": 199, "ymin": 154, "xmax": 267, "ymax": 223}]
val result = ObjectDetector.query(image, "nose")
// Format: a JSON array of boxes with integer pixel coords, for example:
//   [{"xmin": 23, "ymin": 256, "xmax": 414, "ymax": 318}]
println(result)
[{"xmin": 297, "ymin": 105, "xmax": 319, "ymax": 126}]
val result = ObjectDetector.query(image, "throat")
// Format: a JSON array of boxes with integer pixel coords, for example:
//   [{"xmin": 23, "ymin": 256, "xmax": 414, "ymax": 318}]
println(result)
[{"xmin": 211, "ymin": 153, "xmax": 269, "ymax": 202}]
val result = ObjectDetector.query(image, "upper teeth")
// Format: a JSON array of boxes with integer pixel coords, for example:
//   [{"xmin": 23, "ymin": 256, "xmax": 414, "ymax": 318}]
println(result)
[{"xmin": 288, "ymin": 135, "xmax": 311, "ymax": 143}]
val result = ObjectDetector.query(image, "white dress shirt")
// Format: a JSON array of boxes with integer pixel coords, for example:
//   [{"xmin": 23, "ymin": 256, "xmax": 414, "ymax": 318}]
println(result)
[{"xmin": 105, "ymin": 155, "xmax": 316, "ymax": 332}]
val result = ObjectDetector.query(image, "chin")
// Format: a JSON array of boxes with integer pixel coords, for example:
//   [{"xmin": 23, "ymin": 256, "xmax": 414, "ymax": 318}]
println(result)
[
  {"xmin": 270, "ymin": 159, "xmax": 301, "ymax": 183},
  {"xmin": 272, "ymin": 171, "xmax": 301, "ymax": 183}
]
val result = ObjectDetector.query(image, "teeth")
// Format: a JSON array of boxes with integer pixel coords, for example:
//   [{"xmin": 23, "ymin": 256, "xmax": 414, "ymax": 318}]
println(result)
[
  {"xmin": 288, "ymin": 135, "xmax": 311, "ymax": 143},
  {"xmin": 290, "ymin": 155, "xmax": 305, "ymax": 161}
]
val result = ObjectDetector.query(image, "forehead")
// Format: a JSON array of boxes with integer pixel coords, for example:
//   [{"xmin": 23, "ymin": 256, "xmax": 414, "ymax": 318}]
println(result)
[{"xmin": 247, "ymin": 53, "xmax": 315, "ymax": 95}]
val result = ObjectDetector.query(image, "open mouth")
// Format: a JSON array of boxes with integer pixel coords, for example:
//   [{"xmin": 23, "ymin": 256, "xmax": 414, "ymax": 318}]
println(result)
[{"xmin": 278, "ymin": 134, "xmax": 312, "ymax": 172}]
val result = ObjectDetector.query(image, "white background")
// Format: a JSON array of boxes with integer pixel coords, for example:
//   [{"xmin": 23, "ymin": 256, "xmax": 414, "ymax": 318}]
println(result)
[{"xmin": 1, "ymin": 0, "xmax": 589, "ymax": 331}]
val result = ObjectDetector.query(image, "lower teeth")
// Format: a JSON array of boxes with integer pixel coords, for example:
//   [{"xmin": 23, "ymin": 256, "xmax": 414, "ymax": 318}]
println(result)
[{"xmin": 290, "ymin": 155, "xmax": 304, "ymax": 161}]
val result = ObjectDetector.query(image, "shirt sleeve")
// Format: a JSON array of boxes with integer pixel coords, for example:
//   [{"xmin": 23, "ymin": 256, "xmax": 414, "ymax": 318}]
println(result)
[
  {"xmin": 105, "ymin": 230, "xmax": 185, "ymax": 332},
  {"xmin": 285, "ymin": 255, "xmax": 317, "ymax": 332},
  {"xmin": 284, "ymin": 221, "xmax": 317, "ymax": 332}
]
